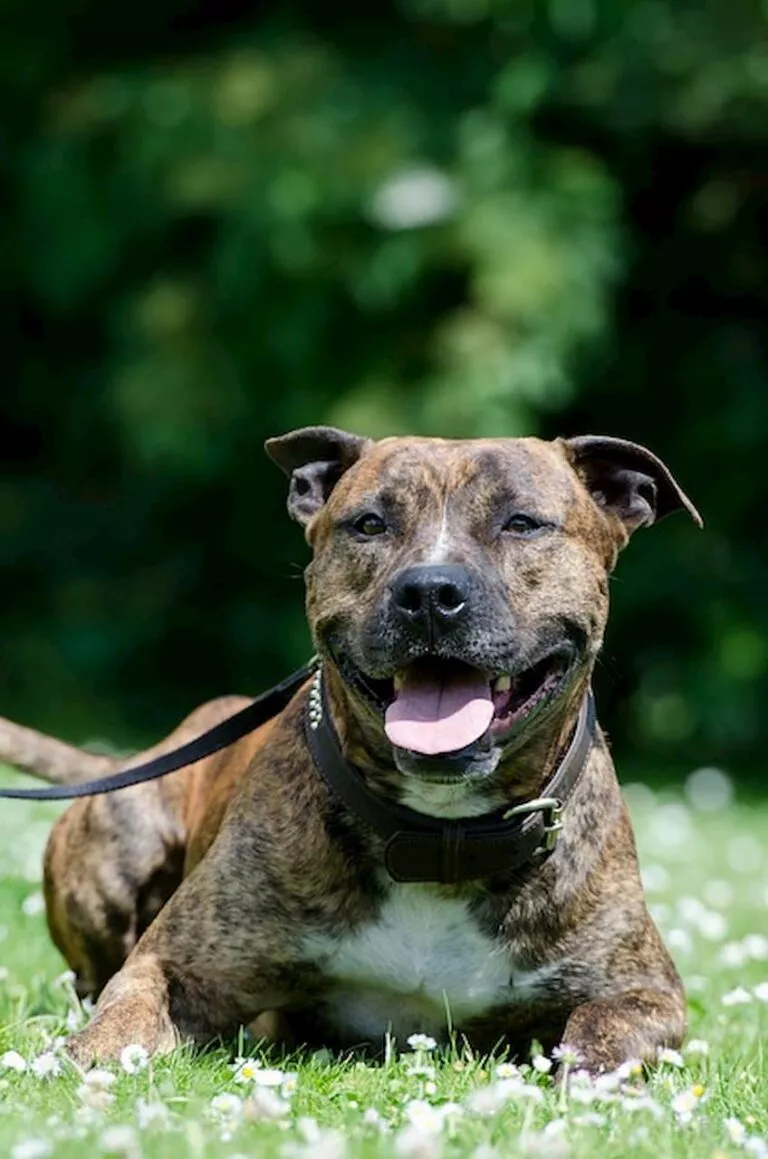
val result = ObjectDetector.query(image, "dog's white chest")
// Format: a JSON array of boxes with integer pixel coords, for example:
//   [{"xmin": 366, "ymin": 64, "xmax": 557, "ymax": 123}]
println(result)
[{"xmin": 305, "ymin": 885, "xmax": 550, "ymax": 1044}]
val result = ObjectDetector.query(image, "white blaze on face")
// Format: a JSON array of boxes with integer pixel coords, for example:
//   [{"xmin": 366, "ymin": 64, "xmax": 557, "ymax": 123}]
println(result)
[{"xmin": 426, "ymin": 499, "xmax": 452, "ymax": 564}]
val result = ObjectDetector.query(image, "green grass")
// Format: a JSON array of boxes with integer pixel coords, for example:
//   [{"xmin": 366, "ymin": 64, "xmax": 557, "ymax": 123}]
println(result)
[{"xmin": 0, "ymin": 768, "xmax": 766, "ymax": 1158}]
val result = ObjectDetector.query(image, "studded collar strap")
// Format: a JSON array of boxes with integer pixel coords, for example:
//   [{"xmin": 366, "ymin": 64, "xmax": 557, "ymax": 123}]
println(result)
[{"xmin": 304, "ymin": 669, "xmax": 597, "ymax": 885}]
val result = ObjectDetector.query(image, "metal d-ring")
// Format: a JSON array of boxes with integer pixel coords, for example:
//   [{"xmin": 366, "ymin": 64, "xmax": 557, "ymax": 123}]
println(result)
[{"xmin": 502, "ymin": 795, "xmax": 564, "ymax": 852}]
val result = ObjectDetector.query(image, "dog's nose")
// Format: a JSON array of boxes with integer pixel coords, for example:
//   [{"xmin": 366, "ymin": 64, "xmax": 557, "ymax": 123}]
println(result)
[{"xmin": 390, "ymin": 564, "xmax": 472, "ymax": 637}]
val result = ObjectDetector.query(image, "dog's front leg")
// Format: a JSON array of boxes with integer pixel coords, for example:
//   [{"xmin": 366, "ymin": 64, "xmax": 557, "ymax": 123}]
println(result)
[
  {"xmin": 63, "ymin": 838, "xmax": 302, "ymax": 1064},
  {"xmin": 560, "ymin": 985, "xmax": 686, "ymax": 1074},
  {"xmin": 65, "ymin": 934, "xmax": 295, "ymax": 1066}
]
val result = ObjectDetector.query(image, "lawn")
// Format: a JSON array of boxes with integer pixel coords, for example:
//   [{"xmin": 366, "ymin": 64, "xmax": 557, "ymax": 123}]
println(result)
[{"xmin": 0, "ymin": 764, "xmax": 765, "ymax": 1159}]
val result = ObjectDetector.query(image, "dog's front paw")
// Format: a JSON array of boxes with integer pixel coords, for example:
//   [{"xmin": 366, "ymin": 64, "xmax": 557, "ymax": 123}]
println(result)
[
  {"xmin": 65, "ymin": 996, "xmax": 179, "ymax": 1065},
  {"xmin": 560, "ymin": 988, "xmax": 686, "ymax": 1076}
]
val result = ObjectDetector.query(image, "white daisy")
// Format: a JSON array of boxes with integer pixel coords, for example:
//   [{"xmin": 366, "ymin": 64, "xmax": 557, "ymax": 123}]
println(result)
[
  {"xmin": 83, "ymin": 1068, "xmax": 117, "ymax": 1089},
  {"xmin": 404, "ymin": 1100, "xmax": 445, "ymax": 1135},
  {"xmin": 244, "ymin": 1087, "xmax": 290, "ymax": 1121},
  {"xmin": 722, "ymin": 986, "xmax": 753, "ymax": 1006},
  {"xmin": 233, "ymin": 1058, "xmax": 262, "ymax": 1083},
  {"xmin": 119, "ymin": 1043, "xmax": 149, "ymax": 1074},
  {"xmin": 494, "ymin": 1062, "xmax": 520, "ymax": 1079},
  {"xmin": 616, "ymin": 1058, "xmax": 644, "ymax": 1080},
  {"xmin": 719, "ymin": 942, "xmax": 748, "ymax": 968},
  {"xmin": 210, "ymin": 1092, "xmax": 244, "ymax": 1137},
  {"xmin": 10, "ymin": 1141, "xmax": 52, "ymax": 1159},
  {"xmin": 744, "ymin": 934, "xmax": 768, "ymax": 960},
  {"xmin": 725, "ymin": 1118, "xmax": 747, "ymax": 1144},
  {"xmin": 657, "ymin": 1047, "xmax": 684, "ymax": 1067},
  {"xmin": 210, "ymin": 1093, "xmax": 243, "ymax": 1118},
  {"xmin": 30, "ymin": 1052, "xmax": 61, "ymax": 1080},
  {"xmin": 406, "ymin": 1034, "xmax": 438, "ymax": 1052},
  {"xmin": 77, "ymin": 1084, "xmax": 115, "ymax": 1112},
  {"xmin": 252, "ymin": 1067, "xmax": 289, "ymax": 1088},
  {"xmin": 136, "ymin": 1098, "xmax": 170, "ymax": 1130},
  {"xmin": 671, "ymin": 1085, "xmax": 705, "ymax": 1118},
  {"xmin": 98, "ymin": 1124, "xmax": 139, "ymax": 1154}
]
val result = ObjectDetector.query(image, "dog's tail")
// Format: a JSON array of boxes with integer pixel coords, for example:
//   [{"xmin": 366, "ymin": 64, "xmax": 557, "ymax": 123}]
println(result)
[{"xmin": 0, "ymin": 716, "xmax": 119, "ymax": 785}]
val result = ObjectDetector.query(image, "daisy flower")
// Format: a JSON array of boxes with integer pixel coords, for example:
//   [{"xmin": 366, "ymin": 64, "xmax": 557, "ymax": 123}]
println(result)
[
  {"xmin": 211, "ymin": 1093, "xmax": 243, "ymax": 1118},
  {"xmin": 725, "ymin": 1118, "xmax": 747, "ymax": 1145},
  {"xmin": 406, "ymin": 1034, "xmax": 438, "ymax": 1052},
  {"xmin": 83, "ymin": 1068, "xmax": 117, "ymax": 1089},
  {"xmin": 31, "ymin": 1053, "xmax": 61, "ymax": 1080},
  {"xmin": 136, "ymin": 1098, "xmax": 170, "ymax": 1130},
  {"xmin": 119, "ymin": 1044, "xmax": 149, "ymax": 1074},
  {"xmin": 10, "ymin": 1142, "xmax": 52, "ymax": 1159},
  {"xmin": 722, "ymin": 986, "xmax": 753, "ymax": 1006},
  {"xmin": 657, "ymin": 1047, "xmax": 684, "ymax": 1067},
  {"xmin": 244, "ymin": 1087, "xmax": 290, "ymax": 1121},
  {"xmin": 232, "ymin": 1058, "xmax": 262, "ymax": 1083},
  {"xmin": 10, "ymin": 1140, "xmax": 51, "ymax": 1159},
  {"xmin": 98, "ymin": 1125, "xmax": 139, "ymax": 1154}
]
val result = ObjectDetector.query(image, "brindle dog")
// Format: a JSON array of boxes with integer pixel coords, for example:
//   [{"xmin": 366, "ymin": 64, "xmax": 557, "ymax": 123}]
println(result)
[{"xmin": 0, "ymin": 428, "xmax": 702, "ymax": 1071}]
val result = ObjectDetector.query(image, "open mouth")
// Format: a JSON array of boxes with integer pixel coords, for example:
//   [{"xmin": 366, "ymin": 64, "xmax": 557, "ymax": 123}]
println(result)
[{"xmin": 341, "ymin": 649, "xmax": 574, "ymax": 758}]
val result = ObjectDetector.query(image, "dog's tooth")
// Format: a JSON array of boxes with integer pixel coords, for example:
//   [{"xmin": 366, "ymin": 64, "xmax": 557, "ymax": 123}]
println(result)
[
  {"xmin": 393, "ymin": 673, "xmax": 405, "ymax": 692},
  {"xmin": 494, "ymin": 675, "xmax": 512, "ymax": 693}
]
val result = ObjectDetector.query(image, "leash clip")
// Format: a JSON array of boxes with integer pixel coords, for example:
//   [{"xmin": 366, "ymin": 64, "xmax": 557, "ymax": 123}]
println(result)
[{"xmin": 502, "ymin": 795, "xmax": 564, "ymax": 853}]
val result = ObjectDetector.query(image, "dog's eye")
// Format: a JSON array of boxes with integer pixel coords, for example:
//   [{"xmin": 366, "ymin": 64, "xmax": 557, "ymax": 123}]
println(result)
[
  {"xmin": 503, "ymin": 513, "xmax": 544, "ymax": 536},
  {"xmin": 353, "ymin": 513, "xmax": 387, "ymax": 537}
]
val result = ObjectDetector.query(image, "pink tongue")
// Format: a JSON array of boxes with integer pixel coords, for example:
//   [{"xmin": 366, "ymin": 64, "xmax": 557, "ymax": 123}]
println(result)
[{"xmin": 384, "ymin": 667, "xmax": 494, "ymax": 755}]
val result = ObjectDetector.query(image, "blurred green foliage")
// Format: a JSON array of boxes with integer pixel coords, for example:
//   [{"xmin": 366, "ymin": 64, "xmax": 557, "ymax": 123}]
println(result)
[{"xmin": 1, "ymin": 1, "xmax": 766, "ymax": 774}]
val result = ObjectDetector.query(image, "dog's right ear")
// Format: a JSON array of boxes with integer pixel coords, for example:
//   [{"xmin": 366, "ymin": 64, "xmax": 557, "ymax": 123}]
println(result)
[{"xmin": 265, "ymin": 426, "xmax": 371, "ymax": 527}]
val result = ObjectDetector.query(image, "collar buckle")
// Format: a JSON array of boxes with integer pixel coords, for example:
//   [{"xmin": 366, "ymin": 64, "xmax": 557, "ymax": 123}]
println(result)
[{"xmin": 502, "ymin": 795, "xmax": 564, "ymax": 853}]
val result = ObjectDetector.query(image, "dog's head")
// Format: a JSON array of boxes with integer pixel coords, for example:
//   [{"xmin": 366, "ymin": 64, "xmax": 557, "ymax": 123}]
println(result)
[{"xmin": 267, "ymin": 428, "xmax": 701, "ymax": 783}]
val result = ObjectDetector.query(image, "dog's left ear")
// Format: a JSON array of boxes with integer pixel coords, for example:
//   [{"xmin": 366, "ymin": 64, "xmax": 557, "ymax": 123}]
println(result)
[
  {"xmin": 564, "ymin": 435, "xmax": 703, "ymax": 536},
  {"xmin": 265, "ymin": 425, "xmax": 371, "ymax": 527}
]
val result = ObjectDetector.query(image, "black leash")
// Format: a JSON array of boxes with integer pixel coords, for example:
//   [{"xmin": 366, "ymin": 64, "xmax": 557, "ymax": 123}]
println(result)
[{"xmin": 0, "ymin": 662, "xmax": 316, "ymax": 802}]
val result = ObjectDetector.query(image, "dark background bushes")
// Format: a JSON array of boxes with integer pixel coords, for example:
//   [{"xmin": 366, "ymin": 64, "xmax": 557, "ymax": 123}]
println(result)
[{"xmin": 1, "ymin": 0, "xmax": 765, "ymax": 778}]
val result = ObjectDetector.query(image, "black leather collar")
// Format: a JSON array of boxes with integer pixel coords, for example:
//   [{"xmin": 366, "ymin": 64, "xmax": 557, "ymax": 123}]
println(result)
[{"xmin": 304, "ymin": 669, "xmax": 597, "ymax": 885}]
